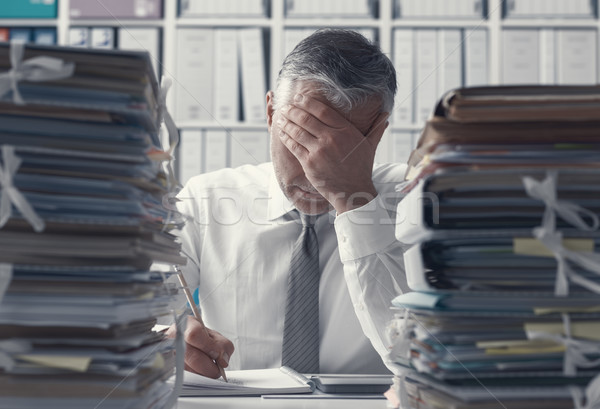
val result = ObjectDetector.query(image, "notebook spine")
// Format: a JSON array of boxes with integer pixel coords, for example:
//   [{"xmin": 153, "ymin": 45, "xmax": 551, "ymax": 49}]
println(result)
[{"xmin": 279, "ymin": 366, "xmax": 316, "ymax": 391}]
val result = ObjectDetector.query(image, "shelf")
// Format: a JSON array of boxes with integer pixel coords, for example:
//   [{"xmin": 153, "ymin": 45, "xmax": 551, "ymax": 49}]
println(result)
[
  {"xmin": 283, "ymin": 18, "xmax": 378, "ymax": 27},
  {"xmin": 176, "ymin": 17, "xmax": 272, "ymax": 27},
  {"xmin": 0, "ymin": 19, "xmax": 57, "ymax": 26},
  {"xmin": 501, "ymin": 18, "xmax": 599, "ymax": 28},
  {"xmin": 391, "ymin": 19, "xmax": 489, "ymax": 28},
  {"xmin": 177, "ymin": 121, "xmax": 269, "ymax": 130},
  {"xmin": 68, "ymin": 19, "xmax": 165, "ymax": 27}
]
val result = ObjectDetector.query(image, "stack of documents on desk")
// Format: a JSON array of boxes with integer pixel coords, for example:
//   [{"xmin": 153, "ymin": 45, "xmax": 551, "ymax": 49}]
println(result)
[
  {"xmin": 0, "ymin": 42, "xmax": 183, "ymax": 408},
  {"xmin": 386, "ymin": 85, "xmax": 600, "ymax": 409},
  {"xmin": 405, "ymin": 85, "xmax": 600, "ymax": 183}
]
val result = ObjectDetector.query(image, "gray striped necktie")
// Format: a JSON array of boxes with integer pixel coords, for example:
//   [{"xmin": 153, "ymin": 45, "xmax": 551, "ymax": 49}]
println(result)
[{"xmin": 281, "ymin": 212, "xmax": 320, "ymax": 373}]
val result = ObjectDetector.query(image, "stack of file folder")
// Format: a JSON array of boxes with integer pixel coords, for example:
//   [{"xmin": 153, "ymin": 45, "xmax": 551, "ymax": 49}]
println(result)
[
  {"xmin": 387, "ymin": 85, "xmax": 600, "ymax": 409},
  {"xmin": 0, "ymin": 41, "xmax": 185, "ymax": 408}
]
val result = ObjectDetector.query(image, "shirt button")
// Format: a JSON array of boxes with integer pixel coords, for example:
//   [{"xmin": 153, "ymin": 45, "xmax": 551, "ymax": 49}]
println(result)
[{"xmin": 341, "ymin": 235, "xmax": 347, "ymax": 243}]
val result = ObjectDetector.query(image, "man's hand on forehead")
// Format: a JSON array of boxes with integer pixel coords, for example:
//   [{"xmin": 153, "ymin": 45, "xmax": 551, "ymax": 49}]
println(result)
[{"xmin": 277, "ymin": 92, "xmax": 389, "ymax": 214}]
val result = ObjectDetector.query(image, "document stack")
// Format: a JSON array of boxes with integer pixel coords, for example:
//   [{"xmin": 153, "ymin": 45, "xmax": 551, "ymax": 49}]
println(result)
[
  {"xmin": 0, "ymin": 41, "xmax": 185, "ymax": 408},
  {"xmin": 386, "ymin": 85, "xmax": 600, "ymax": 409}
]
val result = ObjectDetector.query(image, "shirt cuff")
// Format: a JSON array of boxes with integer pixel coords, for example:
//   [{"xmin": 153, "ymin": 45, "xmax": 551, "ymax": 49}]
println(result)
[{"xmin": 334, "ymin": 195, "xmax": 397, "ymax": 262}]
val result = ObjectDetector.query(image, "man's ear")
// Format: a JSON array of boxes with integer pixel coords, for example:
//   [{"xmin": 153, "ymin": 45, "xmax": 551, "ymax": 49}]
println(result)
[{"xmin": 266, "ymin": 91, "xmax": 275, "ymax": 131}]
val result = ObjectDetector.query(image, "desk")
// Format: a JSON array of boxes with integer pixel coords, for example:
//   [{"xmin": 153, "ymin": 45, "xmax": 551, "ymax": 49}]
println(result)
[{"xmin": 178, "ymin": 396, "xmax": 388, "ymax": 408}]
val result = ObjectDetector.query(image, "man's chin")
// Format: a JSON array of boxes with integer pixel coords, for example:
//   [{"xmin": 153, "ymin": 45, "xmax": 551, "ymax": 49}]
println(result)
[
  {"xmin": 293, "ymin": 196, "xmax": 331, "ymax": 215},
  {"xmin": 284, "ymin": 185, "xmax": 331, "ymax": 214}
]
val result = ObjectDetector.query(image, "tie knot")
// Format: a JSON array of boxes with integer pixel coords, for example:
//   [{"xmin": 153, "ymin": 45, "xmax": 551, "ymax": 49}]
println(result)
[{"xmin": 299, "ymin": 212, "xmax": 318, "ymax": 228}]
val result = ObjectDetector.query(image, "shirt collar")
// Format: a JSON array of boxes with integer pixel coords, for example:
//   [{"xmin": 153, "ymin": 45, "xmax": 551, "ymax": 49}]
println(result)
[{"xmin": 267, "ymin": 166, "xmax": 296, "ymax": 221}]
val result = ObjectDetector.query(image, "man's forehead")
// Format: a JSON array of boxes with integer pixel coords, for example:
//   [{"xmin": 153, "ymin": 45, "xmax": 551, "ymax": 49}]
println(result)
[{"xmin": 291, "ymin": 81, "xmax": 382, "ymax": 125}]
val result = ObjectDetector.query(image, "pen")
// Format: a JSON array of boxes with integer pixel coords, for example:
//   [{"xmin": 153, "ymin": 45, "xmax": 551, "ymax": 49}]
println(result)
[{"xmin": 174, "ymin": 265, "xmax": 228, "ymax": 382}]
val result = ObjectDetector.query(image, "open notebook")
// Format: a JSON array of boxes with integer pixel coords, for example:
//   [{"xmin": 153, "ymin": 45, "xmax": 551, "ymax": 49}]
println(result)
[{"xmin": 179, "ymin": 366, "xmax": 315, "ymax": 396}]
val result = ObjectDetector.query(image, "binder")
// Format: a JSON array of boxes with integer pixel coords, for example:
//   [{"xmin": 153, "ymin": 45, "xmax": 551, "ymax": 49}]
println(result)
[
  {"xmin": 415, "ymin": 29, "xmax": 437, "ymax": 123},
  {"xmin": 437, "ymin": 29, "xmax": 462, "ymax": 96},
  {"xmin": 502, "ymin": 29, "xmax": 540, "ymax": 85},
  {"xmin": 557, "ymin": 29, "xmax": 597, "ymax": 85},
  {"xmin": 33, "ymin": 28, "xmax": 56, "ymax": 45},
  {"xmin": 174, "ymin": 28, "xmax": 214, "ymax": 122},
  {"xmin": 178, "ymin": 129, "xmax": 204, "ymax": 185},
  {"xmin": 204, "ymin": 129, "xmax": 228, "ymax": 171},
  {"xmin": 69, "ymin": 0, "xmax": 162, "ymax": 18},
  {"xmin": 90, "ymin": 27, "xmax": 115, "ymax": 49},
  {"xmin": 393, "ymin": 29, "xmax": 414, "ymax": 125},
  {"xmin": 506, "ymin": 0, "xmax": 594, "ymax": 17},
  {"xmin": 67, "ymin": 27, "xmax": 89, "ymax": 47},
  {"xmin": 9, "ymin": 28, "xmax": 32, "ymax": 43},
  {"xmin": 117, "ymin": 27, "xmax": 161, "ymax": 78},
  {"xmin": 464, "ymin": 29, "xmax": 488, "ymax": 87},
  {"xmin": 230, "ymin": 130, "xmax": 269, "ymax": 168},
  {"xmin": 214, "ymin": 29, "xmax": 240, "ymax": 122},
  {"xmin": 539, "ymin": 29, "xmax": 556, "ymax": 84},
  {"xmin": 180, "ymin": 0, "xmax": 266, "ymax": 17},
  {"xmin": 239, "ymin": 28, "xmax": 267, "ymax": 123},
  {"xmin": 397, "ymin": 0, "xmax": 483, "ymax": 17},
  {"xmin": 0, "ymin": 0, "xmax": 57, "ymax": 18},
  {"xmin": 286, "ymin": 0, "xmax": 372, "ymax": 17}
]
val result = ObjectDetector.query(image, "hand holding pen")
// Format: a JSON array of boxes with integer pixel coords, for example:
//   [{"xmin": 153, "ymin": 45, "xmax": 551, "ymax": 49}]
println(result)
[{"xmin": 173, "ymin": 266, "xmax": 234, "ymax": 381}]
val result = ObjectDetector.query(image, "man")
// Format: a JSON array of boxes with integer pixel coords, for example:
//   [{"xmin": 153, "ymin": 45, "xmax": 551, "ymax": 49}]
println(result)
[{"xmin": 171, "ymin": 29, "xmax": 409, "ymax": 378}]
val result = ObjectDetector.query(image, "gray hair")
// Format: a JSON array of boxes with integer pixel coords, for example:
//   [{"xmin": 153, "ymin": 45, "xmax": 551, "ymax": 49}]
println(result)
[{"xmin": 273, "ymin": 28, "xmax": 397, "ymax": 114}]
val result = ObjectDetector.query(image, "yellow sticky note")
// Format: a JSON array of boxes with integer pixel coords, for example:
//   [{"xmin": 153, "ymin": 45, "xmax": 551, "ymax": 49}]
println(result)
[
  {"xmin": 514, "ymin": 237, "xmax": 594, "ymax": 257},
  {"xmin": 476, "ymin": 339, "xmax": 552, "ymax": 349},
  {"xmin": 152, "ymin": 353, "xmax": 165, "ymax": 369},
  {"xmin": 477, "ymin": 339, "xmax": 564, "ymax": 355},
  {"xmin": 485, "ymin": 344, "xmax": 565, "ymax": 355},
  {"xmin": 535, "ymin": 305, "xmax": 600, "ymax": 315},
  {"xmin": 524, "ymin": 321, "xmax": 600, "ymax": 341},
  {"xmin": 137, "ymin": 291, "xmax": 155, "ymax": 300},
  {"xmin": 17, "ymin": 355, "xmax": 91, "ymax": 372}
]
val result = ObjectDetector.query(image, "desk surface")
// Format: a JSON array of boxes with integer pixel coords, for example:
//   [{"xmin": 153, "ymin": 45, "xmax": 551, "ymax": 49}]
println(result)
[{"xmin": 178, "ymin": 396, "xmax": 388, "ymax": 409}]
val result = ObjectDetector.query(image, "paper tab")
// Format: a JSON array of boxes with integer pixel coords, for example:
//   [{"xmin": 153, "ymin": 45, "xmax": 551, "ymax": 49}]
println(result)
[
  {"xmin": 17, "ymin": 354, "xmax": 91, "ymax": 372},
  {"xmin": 514, "ymin": 237, "xmax": 594, "ymax": 257},
  {"xmin": 152, "ymin": 353, "xmax": 165, "ymax": 369},
  {"xmin": 525, "ymin": 321, "xmax": 600, "ymax": 341},
  {"xmin": 478, "ymin": 339, "xmax": 565, "ymax": 355},
  {"xmin": 391, "ymin": 292, "xmax": 442, "ymax": 309},
  {"xmin": 535, "ymin": 305, "xmax": 600, "ymax": 315}
]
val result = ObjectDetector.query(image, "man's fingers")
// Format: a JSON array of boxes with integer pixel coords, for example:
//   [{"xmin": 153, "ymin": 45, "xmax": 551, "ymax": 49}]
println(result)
[
  {"xmin": 278, "ymin": 114, "xmax": 317, "ymax": 149},
  {"xmin": 207, "ymin": 328, "xmax": 234, "ymax": 368},
  {"xmin": 276, "ymin": 112, "xmax": 310, "ymax": 160},
  {"xmin": 280, "ymin": 131, "xmax": 309, "ymax": 161},
  {"xmin": 184, "ymin": 343, "xmax": 222, "ymax": 379},
  {"xmin": 289, "ymin": 93, "xmax": 347, "ymax": 128},
  {"xmin": 184, "ymin": 317, "xmax": 234, "ymax": 368}
]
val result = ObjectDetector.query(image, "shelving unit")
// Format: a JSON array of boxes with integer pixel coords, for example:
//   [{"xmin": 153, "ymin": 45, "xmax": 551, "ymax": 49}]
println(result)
[{"xmin": 3, "ymin": 0, "xmax": 600, "ymax": 173}]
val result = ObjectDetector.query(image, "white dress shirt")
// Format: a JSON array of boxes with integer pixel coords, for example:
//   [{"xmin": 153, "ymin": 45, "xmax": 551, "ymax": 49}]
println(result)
[{"xmin": 174, "ymin": 162, "xmax": 409, "ymax": 374}]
